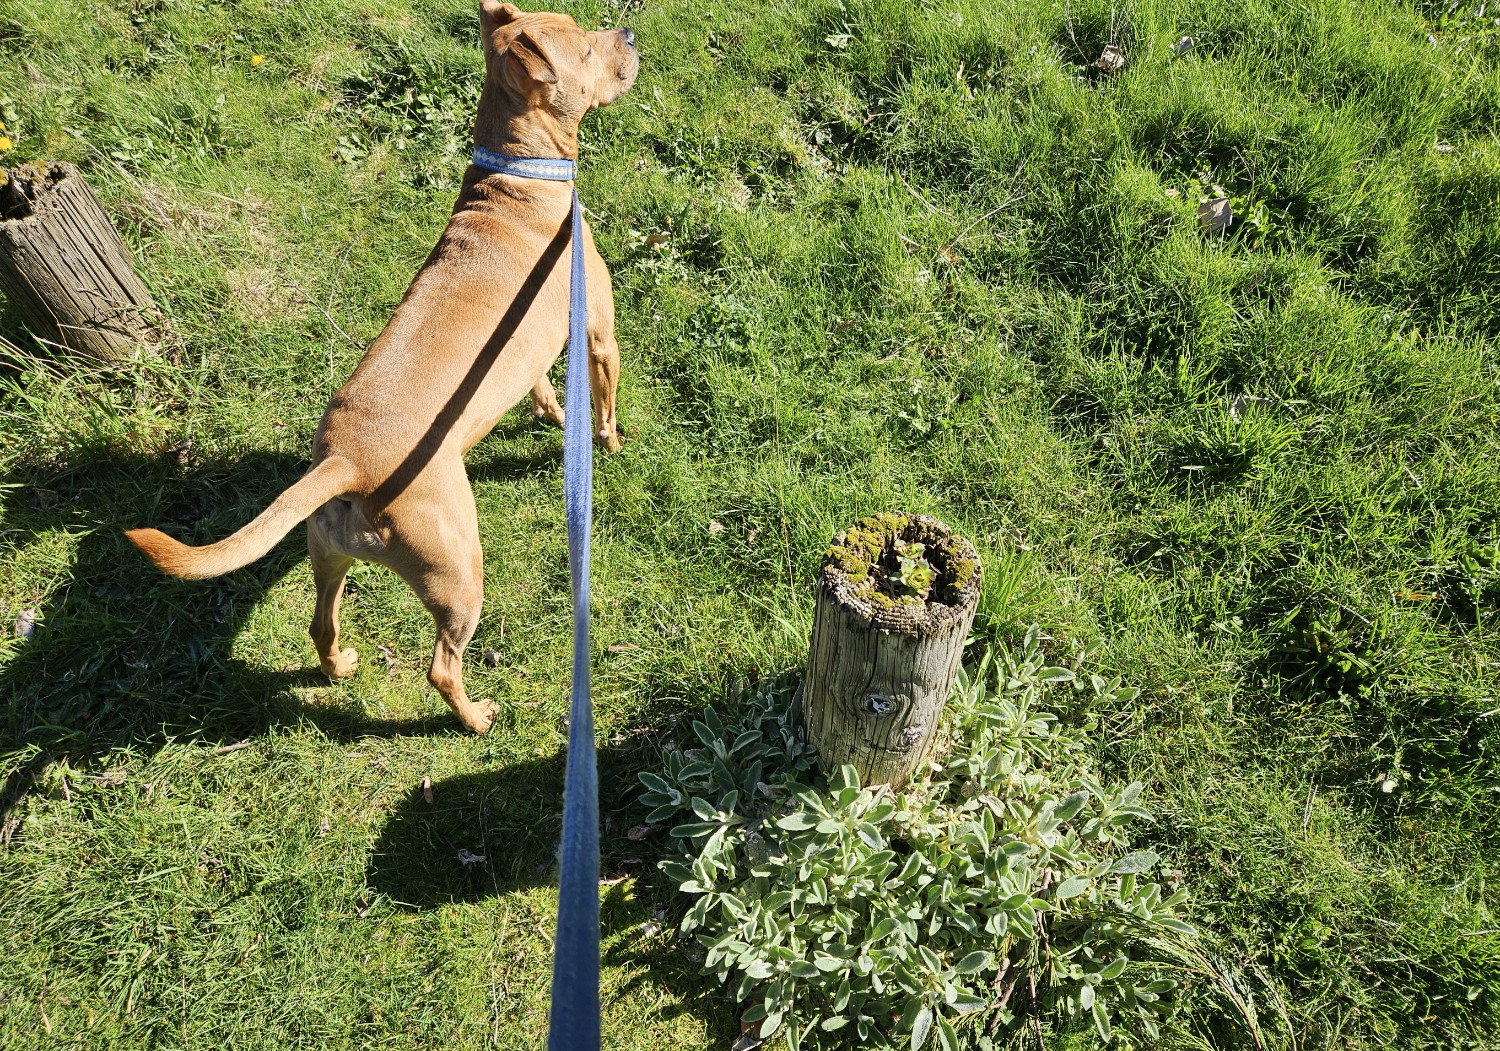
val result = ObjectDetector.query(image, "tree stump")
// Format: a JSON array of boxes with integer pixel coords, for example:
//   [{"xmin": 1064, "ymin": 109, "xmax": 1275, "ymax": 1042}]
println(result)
[
  {"xmin": 0, "ymin": 161, "xmax": 158, "ymax": 360},
  {"xmin": 803, "ymin": 512, "xmax": 981, "ymax": 788}
]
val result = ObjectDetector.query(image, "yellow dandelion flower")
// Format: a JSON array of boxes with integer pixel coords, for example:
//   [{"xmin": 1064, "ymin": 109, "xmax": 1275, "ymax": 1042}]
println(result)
[
  {"xmin": 251, "ymin": 54, "xmax": 265, "ymax": 67},
  {"xmin": 0, "ymin": 137, "xmax": 12, "ymax": 153}
]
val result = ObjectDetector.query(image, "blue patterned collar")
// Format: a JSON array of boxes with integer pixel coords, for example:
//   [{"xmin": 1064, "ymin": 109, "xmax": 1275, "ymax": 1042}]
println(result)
[{"xmin": 471, "ymin": 146, "xmax": 576, "ymax": 181}]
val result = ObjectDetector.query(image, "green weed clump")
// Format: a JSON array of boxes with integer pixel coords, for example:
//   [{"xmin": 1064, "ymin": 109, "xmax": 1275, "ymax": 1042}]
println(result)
[{"xmin": 641, "ymin": 635, "xmax": 1197, "ymax": 1049}]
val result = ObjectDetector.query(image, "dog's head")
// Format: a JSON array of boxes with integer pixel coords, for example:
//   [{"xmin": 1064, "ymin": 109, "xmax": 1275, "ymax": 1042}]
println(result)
[{"xmin": 479, "ymin": 1, "xmax": 638, "ymax": 124}]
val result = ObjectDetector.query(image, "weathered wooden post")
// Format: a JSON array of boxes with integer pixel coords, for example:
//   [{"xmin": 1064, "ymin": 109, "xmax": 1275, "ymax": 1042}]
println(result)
[
  {"xmin": 803, "ymin": 512, "xmax": 981, "ymax": 788},
  {"xmin": 0, "ymin": 161, "xmax": 159, "ymax": 360}
]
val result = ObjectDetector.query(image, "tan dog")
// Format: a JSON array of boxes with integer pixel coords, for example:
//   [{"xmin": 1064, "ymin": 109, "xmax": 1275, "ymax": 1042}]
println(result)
[{"xmin": 127, "ymin": 2, "xmax": 639, "ymax": 733}]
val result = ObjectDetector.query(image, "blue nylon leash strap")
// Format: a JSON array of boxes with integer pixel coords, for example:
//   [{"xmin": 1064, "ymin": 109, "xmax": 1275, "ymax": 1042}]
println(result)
[{"xmin": 470, "ymin": 147, "xmax": 597, "ymax": 1051}]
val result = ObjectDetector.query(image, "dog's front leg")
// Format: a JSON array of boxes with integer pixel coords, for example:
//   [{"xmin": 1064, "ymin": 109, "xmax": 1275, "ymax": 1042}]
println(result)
[
  {"xmin": 530, "ymin": 373, "xmax": 566, "ymax": 429},
  {"xmin": 584, "ymin": 246, "xmax": 622, "ymax": 453},
  {"xmin": 588, "ymin": 329, "xmax": 622, "ymax": 453}
]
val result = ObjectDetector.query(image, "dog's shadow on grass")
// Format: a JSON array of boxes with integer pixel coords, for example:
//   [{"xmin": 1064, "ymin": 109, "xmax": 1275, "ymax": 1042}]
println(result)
[
  {"xmin": 0, "ymin": 446, "xmax": 468, "ymax": 807},
  {"xmin": 2, "ymin": 434, "xmax": 736, "ymax": 1041},
  {"xmin": 368, "ymin": 729, "xmax": 666, "ymax": 905},
  {"xmin": 465, "ymin": 424, "xmax": 563, "ymax": 486},
  {"xmin": 367, "ymin": 736, "xmax": 739, "ymax": 1040},
  {"xmin": 367, "ymin": 756, "xmax": 570, "ymax": 902},
  {"xmin": 367, "ymin": 658, "xmax": 791, "ymax": 910}
]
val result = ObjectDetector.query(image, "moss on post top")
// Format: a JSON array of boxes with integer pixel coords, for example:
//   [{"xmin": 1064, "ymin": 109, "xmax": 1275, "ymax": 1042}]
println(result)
[{"xmin": 821, "ymin": 512, "xmax": 981, "ymax": 635}]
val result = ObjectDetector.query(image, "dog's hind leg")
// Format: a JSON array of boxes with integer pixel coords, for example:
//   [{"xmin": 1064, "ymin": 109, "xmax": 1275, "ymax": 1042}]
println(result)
[
  {"xmin": 385, "ymin": 482, "xmax": 496, "ymax": 734},
  {"xmin": 307, "ymin": 521, "xmax": 360, "ymax": 680},
  {"xmin": 308, "ymin": 530, "xmax": 359, "ymax": 680},
  {"xmin": 416, "ymin": 560, "xmax": 495, "ymax": 733}
]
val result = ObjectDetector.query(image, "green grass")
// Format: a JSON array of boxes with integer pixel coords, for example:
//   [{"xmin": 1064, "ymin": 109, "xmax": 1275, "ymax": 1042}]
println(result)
[{"xmin": 1, "ymin": 0, "xmax": 1498, "ymax": 1046}]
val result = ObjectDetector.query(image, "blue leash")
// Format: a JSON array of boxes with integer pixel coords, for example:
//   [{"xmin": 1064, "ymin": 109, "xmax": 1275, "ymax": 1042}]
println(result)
[{"xmin": 471, "ymin": 147, "xmax": 598, "ymax": 1051}]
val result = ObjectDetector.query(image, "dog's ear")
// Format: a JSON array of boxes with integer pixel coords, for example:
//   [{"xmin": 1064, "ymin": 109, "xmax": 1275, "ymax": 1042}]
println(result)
[
  {"xmin": 479, "ymin": 0, "xmax": 520, "ymax": 29},
  {"xmin": 478, "ymin": 1, "xmax": 521, "ymax": 54},
  {"xmin": 503, "ymin": 28, "xmax": 558, "ymax": 86}
]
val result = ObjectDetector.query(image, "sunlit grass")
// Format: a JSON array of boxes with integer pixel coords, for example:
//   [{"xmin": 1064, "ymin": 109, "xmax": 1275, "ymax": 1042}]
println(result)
[{"xmin": 1, "ymin": 0, "xmax": 1497, "ymax": 1046}]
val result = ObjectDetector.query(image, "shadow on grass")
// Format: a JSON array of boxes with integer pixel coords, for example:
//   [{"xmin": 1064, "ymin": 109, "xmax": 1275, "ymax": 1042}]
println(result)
[
  {"xmin": 0, "ymin": 446, "xmax": 468, "ymax": 814},
  {"xmin": 0, "ymin": 434, "xmax": 749, "ymax": 1042},
  {"xmin": 603, "ymin": 910, "xmax": 740, "ymax": 1041},
  {"xmin": 465, "ymin": 420, "xmax": 563, "ymax": 485},
  {"xmin": 365, "ymin": 694, "xmax": 745, "ymax": 1041},
  {"xmin": 368, "ymin": 756, "xmax": 569, "ymax": 903},
  {"xmin": 369, "ymin": 725, "xmax": 675, "ymax": 905},
  {"xmin": 367, "ymin": 744, "xmax": 741, "ymax": 1042}
]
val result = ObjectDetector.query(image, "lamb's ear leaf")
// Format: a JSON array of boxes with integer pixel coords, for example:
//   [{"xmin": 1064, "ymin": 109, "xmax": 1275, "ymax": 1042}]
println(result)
[{"xmin": 507, "ymin": 29, "xmax": 558, "ymax": 84}]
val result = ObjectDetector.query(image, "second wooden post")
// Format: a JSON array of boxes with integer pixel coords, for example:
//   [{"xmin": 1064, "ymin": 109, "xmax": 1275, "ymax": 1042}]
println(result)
[
  {"xmin": 803, "ymin": 512, "xmax": 981, "ymax": 788},
  {"xmin": 0, "ymin": 161, "xmax": 158, "ymax": 360}
]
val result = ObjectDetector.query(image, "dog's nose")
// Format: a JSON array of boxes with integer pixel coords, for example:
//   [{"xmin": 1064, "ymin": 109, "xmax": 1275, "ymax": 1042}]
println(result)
[{"xmin": 620, "ymin": 26, "xmax": 636, "ymax": 47}]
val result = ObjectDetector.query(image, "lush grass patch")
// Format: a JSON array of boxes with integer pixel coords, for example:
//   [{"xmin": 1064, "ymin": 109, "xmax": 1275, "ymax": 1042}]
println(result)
[{"xmin": 1, "ymin": 0, "xmax": 1498, "ymax": 1046}]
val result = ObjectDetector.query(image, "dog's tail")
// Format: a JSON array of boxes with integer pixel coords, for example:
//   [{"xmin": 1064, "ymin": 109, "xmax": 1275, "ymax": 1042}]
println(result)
[{"xmin": 126, "ymin": 456, "xmax": 361, "ymax": 580}]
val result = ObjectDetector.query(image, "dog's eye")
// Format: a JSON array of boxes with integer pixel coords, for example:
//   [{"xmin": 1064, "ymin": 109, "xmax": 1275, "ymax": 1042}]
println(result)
[{"xmin": 586, "ymin": 46, "xmax": 593, "ymax": 57}]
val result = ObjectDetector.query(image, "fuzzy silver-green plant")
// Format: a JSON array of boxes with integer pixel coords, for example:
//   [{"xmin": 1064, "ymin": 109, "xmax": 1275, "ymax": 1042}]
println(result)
[{"xmin": 640, "ymin": 629, "xmax": 1196, "ymax": 1049}]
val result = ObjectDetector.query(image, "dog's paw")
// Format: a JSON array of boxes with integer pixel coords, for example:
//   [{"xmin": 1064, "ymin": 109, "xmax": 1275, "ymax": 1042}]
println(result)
[
  {"xmin": 595, "ymin": 429, "xmax": 623, "ymax": 453},
  {"xmin": 321, "ymin": 647, "xmax": 360, "ymax": 679},
  {"xmin": 534, "ymin": 407, "xmax": 565, "ymax": 429},
  {"xmin": 462, "ymin": 697, "xmax": 499, "ymax": 734}
]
